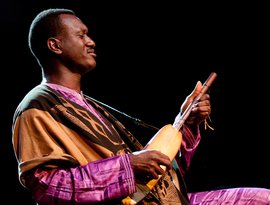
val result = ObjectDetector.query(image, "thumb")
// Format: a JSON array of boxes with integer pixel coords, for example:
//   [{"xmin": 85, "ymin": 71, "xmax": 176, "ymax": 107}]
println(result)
[
  {"xmin": 181, "ymin": 81, "xmax": 202, "ymax": 113},
  {"xmin": 189, "ymin": 81, "xmax": 202, "ymax": 100}
]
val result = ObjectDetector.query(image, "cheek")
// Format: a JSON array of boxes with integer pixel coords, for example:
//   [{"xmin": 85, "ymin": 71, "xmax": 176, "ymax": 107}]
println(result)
[
  {"xmin": 63, "ymin": 38, "xmax": 83, "ymax": 52},
  {"xmin": 64, "ymin": 44, "xmax": 83, "ymax": 60}
]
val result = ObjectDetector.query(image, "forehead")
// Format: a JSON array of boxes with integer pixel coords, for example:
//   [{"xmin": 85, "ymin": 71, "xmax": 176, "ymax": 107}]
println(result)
[{"xmin": 59, "ymin": 14, "xmax": 87, "ymax": 32}]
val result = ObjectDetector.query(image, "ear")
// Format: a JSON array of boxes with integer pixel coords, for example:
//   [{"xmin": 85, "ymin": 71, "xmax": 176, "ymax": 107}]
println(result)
[{"xmin": 47, "ymin": 37, "xmax": 62, "ymax": 54}]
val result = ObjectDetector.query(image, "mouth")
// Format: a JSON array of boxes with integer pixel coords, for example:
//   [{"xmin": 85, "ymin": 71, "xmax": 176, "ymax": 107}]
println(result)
[
  {"xmin": 89, "ymin": 52, "xmax": 96, "ymax": 58},
  {"xmin": 87, "ymin": 48, "xmax": 96, "ymax": 57}
]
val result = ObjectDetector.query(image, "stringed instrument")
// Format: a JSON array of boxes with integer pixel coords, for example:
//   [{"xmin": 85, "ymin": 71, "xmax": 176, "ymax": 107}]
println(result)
[{"xmin": 122, "ymin": 72, "xmax": 217, "ymax": 205}]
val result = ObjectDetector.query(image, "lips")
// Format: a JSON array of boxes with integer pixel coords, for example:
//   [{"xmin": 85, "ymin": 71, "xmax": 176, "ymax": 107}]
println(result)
[
  {"xmin": 89, "ymin": 52, "xmax": 96, "ymax": 58},
  {"xmin": 87, "ymin": 48, "xmax": 96, "ymax": 58}
]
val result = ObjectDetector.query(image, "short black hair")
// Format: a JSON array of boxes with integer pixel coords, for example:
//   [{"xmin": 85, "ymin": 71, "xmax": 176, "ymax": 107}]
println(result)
[{"xmin": 28, "ymin": 8, "xmax": 75, "ymax": 68}]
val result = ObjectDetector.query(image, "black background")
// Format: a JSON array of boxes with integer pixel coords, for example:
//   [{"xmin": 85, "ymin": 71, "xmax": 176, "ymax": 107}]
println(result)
[{"xmin": 1, "ymin": 1, "xmax": 269, "ymax": 203}]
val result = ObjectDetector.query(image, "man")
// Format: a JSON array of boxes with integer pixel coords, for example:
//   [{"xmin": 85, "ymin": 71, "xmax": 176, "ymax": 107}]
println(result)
[{"xmin": 13, "ymin": 8, "xmax": 269, "ymax": 205}]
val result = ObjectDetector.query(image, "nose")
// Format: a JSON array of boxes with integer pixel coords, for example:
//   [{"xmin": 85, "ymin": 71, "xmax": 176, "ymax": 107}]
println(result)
[{"xmin": 86, "ymin": 36, "xmax": 96, "ymax": 47}]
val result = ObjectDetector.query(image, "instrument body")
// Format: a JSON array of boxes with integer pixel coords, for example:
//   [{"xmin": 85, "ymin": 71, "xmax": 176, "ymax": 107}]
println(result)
[{"xmin": 122, "ymin": 72, "xmax": 217, "ymax": 205}]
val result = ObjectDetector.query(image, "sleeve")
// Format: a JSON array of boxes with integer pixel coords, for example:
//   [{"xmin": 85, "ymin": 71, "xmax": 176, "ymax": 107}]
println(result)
[
  {"xmin": 25, "ymin": 154, "xmax": 136, "ymax": 205},
  {"xmin": 177, "ymin": 124, "xmax": 201, "ymax": 176}
]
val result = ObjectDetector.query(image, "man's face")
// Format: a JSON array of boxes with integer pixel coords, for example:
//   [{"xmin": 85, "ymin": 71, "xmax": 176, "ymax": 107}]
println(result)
[{"xmin": 57, "ymin": 14, "xmax": 97, "ymax": 74}]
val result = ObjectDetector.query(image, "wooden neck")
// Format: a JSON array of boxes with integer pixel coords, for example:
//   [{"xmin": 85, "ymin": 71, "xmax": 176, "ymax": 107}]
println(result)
[{"xmin": 173, "ymin": 72, "xmax": 217, "ymax": 130}]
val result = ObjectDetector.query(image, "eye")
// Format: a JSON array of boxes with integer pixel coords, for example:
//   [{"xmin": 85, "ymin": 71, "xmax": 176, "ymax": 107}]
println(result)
[{"xmin": 80, "ymin": 33, "xmax": 89, "ymax": 39}]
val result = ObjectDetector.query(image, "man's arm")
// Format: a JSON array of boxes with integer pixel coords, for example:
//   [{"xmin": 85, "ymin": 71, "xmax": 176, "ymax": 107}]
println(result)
[{"xmin": 25, "ymin": 154, "xmax": 136, "ymax": 204}]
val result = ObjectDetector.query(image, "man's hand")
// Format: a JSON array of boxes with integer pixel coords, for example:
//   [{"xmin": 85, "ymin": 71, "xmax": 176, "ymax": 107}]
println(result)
[
  {"xmin": 180, "ymin": 81, "xmax": 211, "ymax": 126},
  {"xmin": 129, "ymin": 150, "xmax": 172, "ymax": 183}
]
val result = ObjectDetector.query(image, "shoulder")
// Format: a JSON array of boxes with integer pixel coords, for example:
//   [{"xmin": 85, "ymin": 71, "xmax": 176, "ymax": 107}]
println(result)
[{"xmin": 15, "ymin": 84, "xmax": 61, "ymax": 114}]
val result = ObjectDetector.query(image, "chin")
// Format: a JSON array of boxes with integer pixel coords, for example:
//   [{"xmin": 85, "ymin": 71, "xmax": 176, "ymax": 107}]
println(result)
[{"xmin": 84, "ymin": 65, "xmax": 96, "ymax": 74}]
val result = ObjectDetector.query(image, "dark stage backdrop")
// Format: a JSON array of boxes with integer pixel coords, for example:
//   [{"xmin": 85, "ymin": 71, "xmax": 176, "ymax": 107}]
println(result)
[{"xmin": 1, "ymin": 1, "xmax": 269, "ymax": 203}]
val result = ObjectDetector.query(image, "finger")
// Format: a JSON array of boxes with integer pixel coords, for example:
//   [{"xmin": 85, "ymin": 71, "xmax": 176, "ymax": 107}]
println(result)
[
  {"xmin": 147, "ymin": 167, "xmax": 160, "ymax": 179},
  {"xmin": 198, "ymin": 93, "xmax": 210, "ymax": 101},
  {"xmin": 147, "ymin": 163, "xmax": 167, "ymax": 179},
  {"xmin": 192, "ymin": 106, "xmax": 211, "ymax": 115},
  {"xmin": 193, "ymin": 101, "xmax": 211, "ymax": 110},
  {"xmin": 190, "ymin": 81, "xmax": 202, "ymax": 100},
  {"xmin": 181, "ymin": 81, "xmax": 202, "ymax": 112},
  {"xmin": 153, "ymin": 152, "xmax": 172, "ymax": 170}
]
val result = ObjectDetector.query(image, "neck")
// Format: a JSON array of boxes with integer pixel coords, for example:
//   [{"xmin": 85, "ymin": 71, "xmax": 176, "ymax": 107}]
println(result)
[
  {"xmin": 42, "ymin": 64, "xmax": 83, "ymax": 93},
  {"xmin": 42, "ymin": 76, "xmax": 81, "ymax": 93}
]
